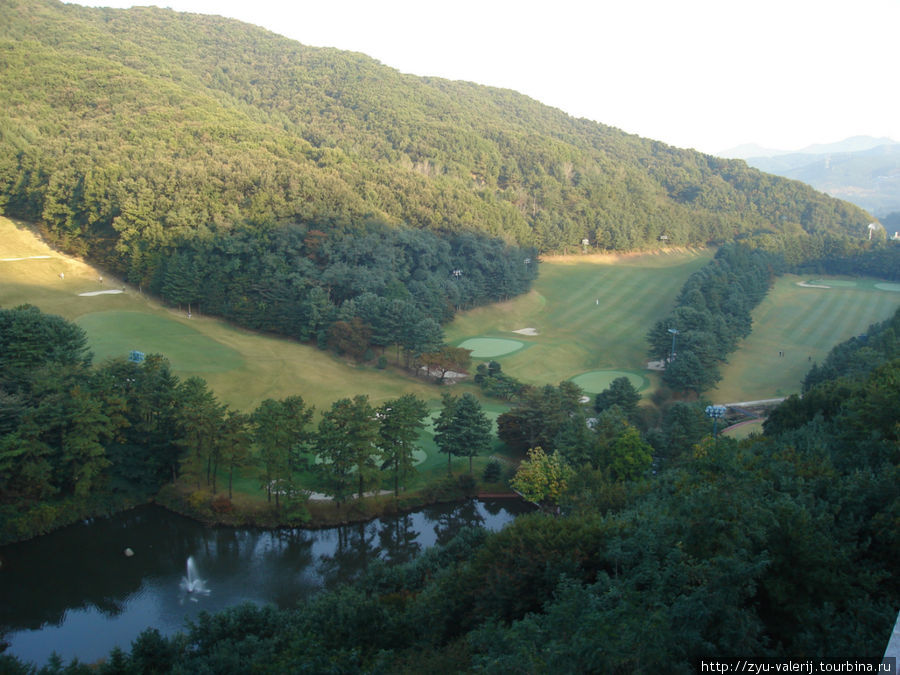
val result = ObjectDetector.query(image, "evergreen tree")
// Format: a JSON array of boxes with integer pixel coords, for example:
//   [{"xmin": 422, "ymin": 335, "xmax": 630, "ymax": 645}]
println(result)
[
  {"xmin": 435, "ymin": 393, "xmax": 492, "ymax": 474},
  {"xmin": 316, "ymin": 395, "xmax": 380, "ymax": 502},
  {"xmin": 377, "ymin": 394, "xmax": 429, "ymax": 497}
]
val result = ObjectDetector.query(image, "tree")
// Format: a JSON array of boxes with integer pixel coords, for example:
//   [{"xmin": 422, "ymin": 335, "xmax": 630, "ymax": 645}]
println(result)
[
  {"xmin": 419, "ymin": 346, "xmax": 472, "ymax": 383},
  {"xmin": 594, "ymin": 376, "xmax": 641, "ymax": 424},
  {"xmin": 327, "ymin": 317, "xmax": 372, "ymax": 360},
  {"xmin": 401, "ymin": 318, "xmax": 444, "ymax": 370},
  {"xmin": 219, "ymin": 410, "xmax": 252, "ymax": 500},
  {"xmin": 497, "ymin": 383, "xmax": 583, "ymax": 453},
  {"xmin": 0, "ymin": 305, "xmax": 92, "ymax": 394},
  {"xmin": 605, "ymin": 426, "xmax": 653, "ymax": 482},
  {"xmin": 377, "ymin": 394, "xmax": 429, "ymax": 497},
  {"xmin": 434, "ymin": 393, "xmax": 492, "ymax": 474},
  {"xmin": 662, "ymin": 349, "xmax": 720, "ymax": 395},
  {"xmin": 174, "ymin": 377, "xmax": 225, "ymax": 489},
  {"xmin": 251, "ymin": 396, "xmax": 313, "ymax": 508},
  {"xmin": 510, "ymin": 447, "xmax": 574, "ymax": 506},
  {"xmin": 161, "ymin": 252, "xmax": 201, "ymax": 315},
  {"xmin": 316, "ymin": 395, "xmax": 380, "ymax": 503},
  {"xmin": 434, "ymin": 392, "xmax": 459, "ymax": 475},
  {"xmin": 658, "ymin": 401, "xmax": 712, "ymax": 463}
]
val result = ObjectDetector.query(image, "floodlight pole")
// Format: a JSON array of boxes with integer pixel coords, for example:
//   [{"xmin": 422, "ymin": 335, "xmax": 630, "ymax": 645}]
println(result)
[
  {"xmin": 705, "ymin": 405, "xmax": 727, "ymax": 445},
  {"xmin": 667, "ymin": 328, "xmax": 679, "ymax": 363},
  {"xmin": 451, "ymin": 269, "xmax": 463, "ymax": 310}
]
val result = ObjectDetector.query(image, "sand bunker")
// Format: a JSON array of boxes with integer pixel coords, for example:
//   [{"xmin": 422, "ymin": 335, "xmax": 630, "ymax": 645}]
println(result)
[
  {"xmin": 796, "ymin": 281, "xmax": 830, "ymax": 289},
  {"xmin": 512, "ymin": 327, "xmax": 539, "ymax": 336},
  {"xmin": 78, "ymin": 290, "xmax": 124, "ymax": 297}
]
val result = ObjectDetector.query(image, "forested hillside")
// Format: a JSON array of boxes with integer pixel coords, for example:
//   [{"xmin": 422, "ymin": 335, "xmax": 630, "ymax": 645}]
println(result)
[{"xmin": 1, "ymin": 0, "xmax": 870, "ymax": 261}]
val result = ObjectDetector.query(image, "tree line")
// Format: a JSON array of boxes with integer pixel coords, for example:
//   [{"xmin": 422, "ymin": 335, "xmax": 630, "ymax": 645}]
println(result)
[
  {"xmin": 646, "ymin": 243, "xmax": 781, "ymax": 394},
  {"xmin": 149, "ymin": 223, "xmax": 537, "ymax": 365},
  {"xmin": 0, "ymin": 305, "xmax": 496, "ymax": 544},
  {"xmin": 746, "ymin": 232, "xmax": 899, "ymax": 280}
]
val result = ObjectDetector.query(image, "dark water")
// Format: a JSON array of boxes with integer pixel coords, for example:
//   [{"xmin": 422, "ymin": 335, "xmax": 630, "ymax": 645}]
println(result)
[{"xmin": 0, "ymin": 499, "xmax": 530, "ymax": 666}]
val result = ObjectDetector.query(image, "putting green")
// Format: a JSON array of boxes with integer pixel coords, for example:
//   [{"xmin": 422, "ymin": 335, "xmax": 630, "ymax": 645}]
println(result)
[
  {"xmin": 875, "ymin": 283, "xmax": 900, "ymax": 292},
  {"xmin": 77, "ymin": 311, "xmax": 244, "ymax": 373},
  {"xmin": 570, "ymin": 370, "xmax": 647, "ymax": 395},
  {"xmin": 458, "ymin": 337, "xmax": 526, "ymax": 358}
]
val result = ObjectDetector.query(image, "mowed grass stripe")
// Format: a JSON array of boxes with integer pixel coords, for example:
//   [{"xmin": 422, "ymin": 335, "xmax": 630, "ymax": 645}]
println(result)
[
  {"xmin": 549, "ymin": 267, "xmax": 615, "ymax": 328},
  {"xmin": 787, "ymin": 291, "xmax": 843, "ymax": 345},
  {"xmin": 714, "ymin": 275, "xmax": 899, "ymax": 402},
  {"xmin": 604, "ymin": 271, "xmax": 665, "ymax": 335},
  {"xmin": 446, "ymin": 250, "xmax": 712, "ymax": 383}
]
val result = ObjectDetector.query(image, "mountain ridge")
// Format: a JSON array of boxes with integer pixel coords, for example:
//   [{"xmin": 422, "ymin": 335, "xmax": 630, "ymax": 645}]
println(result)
[{"xmin": 733, "ymin": 140, "xmax": 900, "ymax": 218}]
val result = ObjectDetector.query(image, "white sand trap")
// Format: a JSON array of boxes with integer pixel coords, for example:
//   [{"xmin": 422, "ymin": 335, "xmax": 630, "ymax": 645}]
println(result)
[
  {"xmin": 1, "ymin": 255, "xmax": 52, "ymax": 261},
  {"xmin": 796, "ymin": 281, "xmax": 830, "ymax": 289},
  {"xmin": 512, "ymin": 327, "xmax": 539, "ymax": 336},
  {"xmin": 78, "ymin": 289, "xmax": 124, "ymax": 297}
]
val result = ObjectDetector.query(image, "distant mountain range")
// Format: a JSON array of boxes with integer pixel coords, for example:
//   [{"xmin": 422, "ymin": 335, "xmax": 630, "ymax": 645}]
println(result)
[{"xmin": 719, "ymin": 137, "xmax": 900, "ymax": 218}]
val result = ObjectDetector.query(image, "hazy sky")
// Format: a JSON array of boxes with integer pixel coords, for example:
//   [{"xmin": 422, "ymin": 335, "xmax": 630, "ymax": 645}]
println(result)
[{"xmin": 69, "ymin": 0, "xmax": 899, "ymax": 155}]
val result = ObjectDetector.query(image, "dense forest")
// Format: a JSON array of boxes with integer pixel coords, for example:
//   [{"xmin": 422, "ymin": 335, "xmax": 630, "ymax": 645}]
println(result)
[
  {"xmin": 150, "ymin": 224, "xmax": 537, "ymax": 358},
  {"xmin": 4, "ymin": 307, "xmax": 897, "ymax": 672}
]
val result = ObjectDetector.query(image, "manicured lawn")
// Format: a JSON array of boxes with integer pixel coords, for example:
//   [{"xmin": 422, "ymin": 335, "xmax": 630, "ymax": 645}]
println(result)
[
  {"xmin": 723, "ymin": 419, "xmax": 766, "ymax": 439},
  {"xmin": 77, "ymin": 311, "xmax": 245, "ymax": 373},
  {"xmin": 445, "ymin": 248, "xmax": 713, "ymax": 388},
  {"xmin": 712, "ymin": 274, "xmax": 900, "ymax": 402},
  {"xmin": 570, "ymin": 369, "xmax": 649, "ymax": 394}
]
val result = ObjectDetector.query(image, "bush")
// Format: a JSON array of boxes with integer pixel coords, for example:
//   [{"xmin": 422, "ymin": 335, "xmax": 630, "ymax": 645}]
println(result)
[
  {"xmin": 483, "ymin": 460, "xmax": 502, "ymax": 483},
  {"xmin": 457, "ymin": 474, "xmax": 477, "ymax": 496},
  {"xmin": 187, "ymin": 490, "xmax": 211, "ymax": 511},
  {"xmin": 211, "ymin": 495, "xmax": 233, "ymax": 514}
]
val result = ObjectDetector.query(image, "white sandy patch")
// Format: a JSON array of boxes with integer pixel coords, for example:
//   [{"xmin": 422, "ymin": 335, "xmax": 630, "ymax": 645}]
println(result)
[
  {"xmin": 0, "ymin": 255, "xmax": 52, "ymax": 261},
  {"xmin": 796, "ymin": 281, "xmax": 830, "ymax": 289},
  {"xmin": 512, "ymin": 327, "xmax": 539, "ymax": 336},
  {"xmin": 78, "ymin": 289, "xmax": 124, "ymax": 297},
  {"xmin": 306, "ymin": 489, "xmax": 394, "ymax": 501}
]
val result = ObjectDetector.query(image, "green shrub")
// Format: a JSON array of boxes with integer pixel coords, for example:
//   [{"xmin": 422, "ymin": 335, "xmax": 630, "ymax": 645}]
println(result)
[{"xmin": 482, "ymin": 460, "xmax": 502, "ymax": 483}]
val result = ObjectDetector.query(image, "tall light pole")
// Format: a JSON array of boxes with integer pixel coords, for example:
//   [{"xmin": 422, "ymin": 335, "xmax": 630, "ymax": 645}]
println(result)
[
  {"xmin": 705, "ymin": 405, "xmax": 727, "ymax": 444},
  {"xmin": 451, "ymin": 269, "xmax": 463, "ymax": 310},
  {"xmin": 667, "ymin": 328, "xmax": 679, "ymax": 364}
]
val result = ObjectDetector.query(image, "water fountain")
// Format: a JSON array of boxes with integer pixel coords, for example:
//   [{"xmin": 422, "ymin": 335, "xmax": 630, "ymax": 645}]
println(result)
[{"xmin": 179, "ymin": 556, "xmax": 209, "ymax": 596}]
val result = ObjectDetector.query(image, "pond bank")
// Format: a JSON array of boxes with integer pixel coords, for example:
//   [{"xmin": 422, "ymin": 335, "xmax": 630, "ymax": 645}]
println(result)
[{"xmin": 154, "ymin": 480, "xmax": 523, "ymax": 531}]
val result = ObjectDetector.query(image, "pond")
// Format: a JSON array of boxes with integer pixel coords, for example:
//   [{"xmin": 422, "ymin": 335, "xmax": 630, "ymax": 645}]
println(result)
[{"xmin": 0, "ymin": 499, "xmax": 530, "ymax": 667}]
